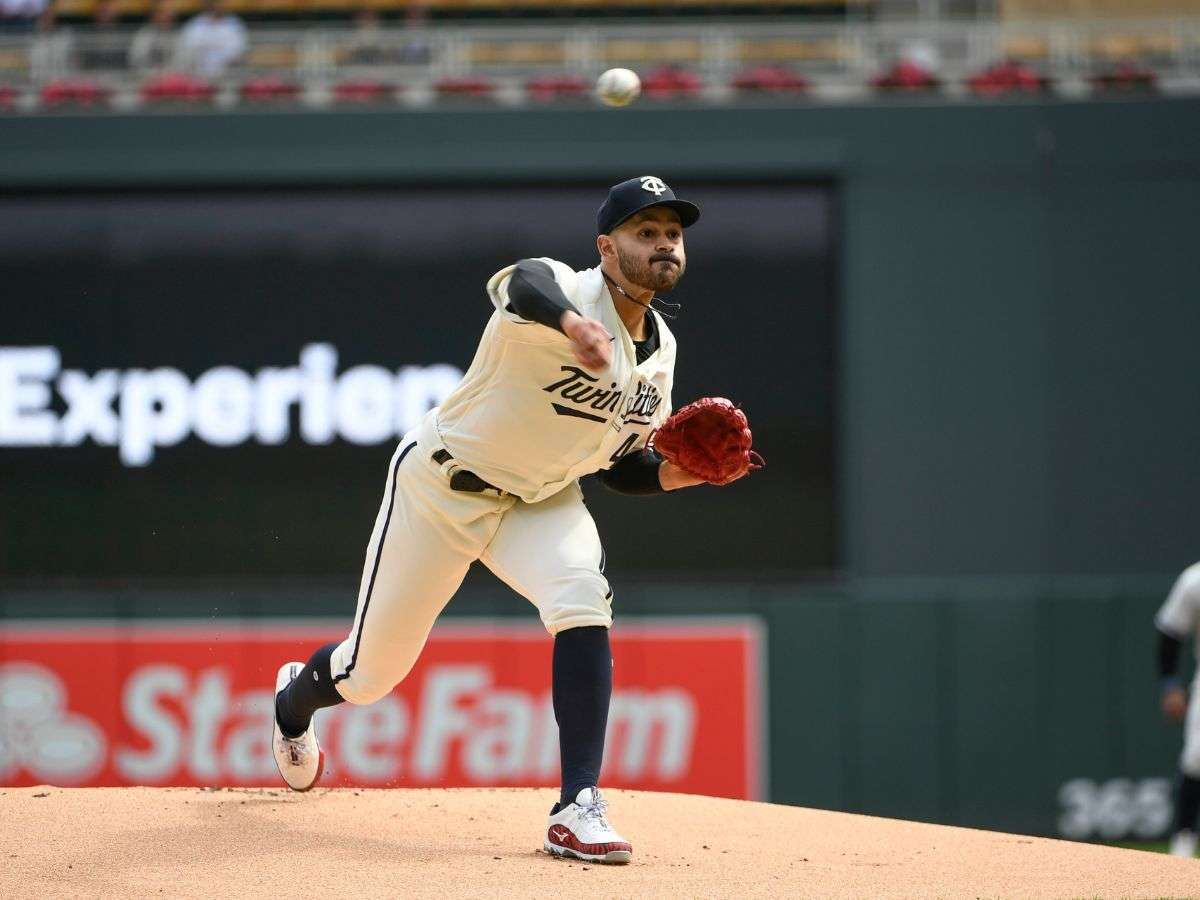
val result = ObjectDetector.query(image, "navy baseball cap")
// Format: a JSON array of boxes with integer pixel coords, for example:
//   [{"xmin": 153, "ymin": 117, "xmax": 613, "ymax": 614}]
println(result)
[{"xmin": 596, "ymin": 176, "xmax": 701, "ymax": 236}]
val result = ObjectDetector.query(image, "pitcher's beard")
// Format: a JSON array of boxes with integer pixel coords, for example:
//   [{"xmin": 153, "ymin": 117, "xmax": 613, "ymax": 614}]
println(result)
[{"xmin": 617, "ymin": 248, "xmax": 684, "ymax": 293}]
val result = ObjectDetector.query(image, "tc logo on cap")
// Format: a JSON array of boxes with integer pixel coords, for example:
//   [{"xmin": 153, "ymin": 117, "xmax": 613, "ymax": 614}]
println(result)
[
  {"xmin": 596, "ymin": 175, "xmax": 699, "ymax": 235},
  {"xmin": 640, "ymin": 176, "xmax": 667, "ymax": 196}
]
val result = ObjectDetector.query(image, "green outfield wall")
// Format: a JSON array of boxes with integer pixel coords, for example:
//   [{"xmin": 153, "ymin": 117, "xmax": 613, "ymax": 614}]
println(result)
[
  {"xmin": 3, "ymin": 97, "xmax": 1198, "ymax": 577},
  {"xmin": 2, "ymin": 98, "xmax": 1197, "ymax": 835},
  {"xmin": 0, "ymin": 575, "xmax": 1184, "ymax": 837}
]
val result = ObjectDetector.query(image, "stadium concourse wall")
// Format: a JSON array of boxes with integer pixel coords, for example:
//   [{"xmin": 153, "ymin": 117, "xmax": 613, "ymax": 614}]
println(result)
[{"xmin": 1, "ymin": 98, "xmax": 1198, "ymax": 836}]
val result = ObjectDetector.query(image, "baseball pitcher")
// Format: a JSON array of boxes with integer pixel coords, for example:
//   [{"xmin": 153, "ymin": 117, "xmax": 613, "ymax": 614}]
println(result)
[{"xmin": 269, "ymin": 177, "xmax": 760, "ymax": 864}]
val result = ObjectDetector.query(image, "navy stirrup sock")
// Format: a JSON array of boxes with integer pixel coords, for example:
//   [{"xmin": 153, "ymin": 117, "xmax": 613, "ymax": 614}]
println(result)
[
  {"xmin": 552, "ymin": 625, "xmax": 613, "ymax": 810},
  {"xmin": 275, "ymin": 642, "xmax": 345, "ymax": 738},
  {"xmin": 1176, "ymin": 774, "xmax": 1200, "ymax": 833}
]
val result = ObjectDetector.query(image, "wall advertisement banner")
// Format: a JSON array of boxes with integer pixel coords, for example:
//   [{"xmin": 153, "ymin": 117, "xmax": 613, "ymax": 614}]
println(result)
[{"xmin": 0, "ymin": 618, "xmax": 765, "ymax": 799}]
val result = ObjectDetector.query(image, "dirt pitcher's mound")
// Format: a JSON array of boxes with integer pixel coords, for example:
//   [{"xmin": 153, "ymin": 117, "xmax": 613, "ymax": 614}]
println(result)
[{"xmin": 1, "ymin": 787, "xmax": 1197, "ymax": 898}]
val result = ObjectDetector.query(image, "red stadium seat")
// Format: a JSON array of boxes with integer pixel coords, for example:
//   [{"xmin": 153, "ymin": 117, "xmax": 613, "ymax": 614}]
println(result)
[
  {"xmin": 240, "ymin": 76, "xmax": 302, "ymax": 103},
  {"xmin": 40, "ymin": 79, "xmax": 110, "ymax": 108},
  {"xmin": 526, "ymin": 73, "xmax": 589, "ymax": 103},
  {"xmin": 435, "ymin": 76, "xmax": 495, "ymax": 97},
  {"xmin": 871, "ymin": 60, "xmax": 940, "ymax": 92},
  {"xmin": 731, "ymin": 65, "xmax": 809, "ymax": 94},
  {"xmin": 641, "ymin": 65, "xmax": 703, "ymax": 100},
  {"xmin": 1091, "ymin": 62, "xmax": 1157, "ymax": 92},
  {"xmin": 332, "ymin": 80, "xmax": 398, "ymax": 104},
  {"xmin": 968, "ymin": 59, "xmax": 1048, "ymax": 96},
  {"xmin": 141, "ymin": 72, "xmax": 216, "ymax": 104},
  {"xmin": 0, "ymin": 85, "xmax": 18, "ymax": 110}
]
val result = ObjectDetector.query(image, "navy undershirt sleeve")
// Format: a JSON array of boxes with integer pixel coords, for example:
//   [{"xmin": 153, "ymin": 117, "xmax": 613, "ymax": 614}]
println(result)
[
  {"xmin": 1159, "ymin": 629, "xmax": 1184, "ymax": 681},
  {"xmin": 596, "ymin": 448, "xmax": 666, "ymax": 496},
  {"xmin": 506, "ymin": 259, "xmax": 580, "ymax": 334}
]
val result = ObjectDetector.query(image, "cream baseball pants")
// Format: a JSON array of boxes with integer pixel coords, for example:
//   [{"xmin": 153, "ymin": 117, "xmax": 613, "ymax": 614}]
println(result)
[
  {"xmin": 329, "ymin": 431, "xmax": 612, "ymax": 705},
  {"xmin": 1181, "ymin": 678, "xmax": 1200, "ymax": 778}
]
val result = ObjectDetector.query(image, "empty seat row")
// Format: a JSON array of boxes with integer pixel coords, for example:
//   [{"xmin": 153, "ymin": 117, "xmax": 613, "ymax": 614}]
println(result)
[{"xmin": 6, "ymin": 60, "xmax": 1160, "ymax": 110}]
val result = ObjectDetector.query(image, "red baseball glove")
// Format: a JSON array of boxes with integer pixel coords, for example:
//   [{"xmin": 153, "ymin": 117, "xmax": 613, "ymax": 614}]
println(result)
[{"xmin": 651, "ymin": 397, "xmax": 764, "ymax": 486}]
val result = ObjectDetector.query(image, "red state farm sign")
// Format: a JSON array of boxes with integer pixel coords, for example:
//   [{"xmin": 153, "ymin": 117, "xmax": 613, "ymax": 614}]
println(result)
[{"xmin": 0, "ymin": 618, "xmax": 764, "ymax": 799}]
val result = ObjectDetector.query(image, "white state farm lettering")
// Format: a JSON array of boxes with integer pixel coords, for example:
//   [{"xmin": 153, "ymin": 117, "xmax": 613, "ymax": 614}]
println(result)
[
  {"xmin": 0, "ymin": 344, "xmax": 463, "ymax": 466},
  {"xmin": 112, "ymin": 663, "xmax": 697, "ymax": 785},
  {"xmin": 339, "ymin": 701, "xmax": 408, "ymax": 781},
  {"xmin": 608, "ymin": 689, "xmax": 695, "ymax": 780},
  {"xmin": 0, "ymin": 663, "xmax": 107, "ymax": 784},
  {"xmin": 117, "ymin": 666, "xmax": 276, "ymax": 783}
]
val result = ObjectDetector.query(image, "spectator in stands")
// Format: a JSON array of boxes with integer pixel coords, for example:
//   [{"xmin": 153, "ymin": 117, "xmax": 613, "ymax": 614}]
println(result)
[
  {"xmin": 398, "ymin": 2, "xmax": 431, "ymax": 66},
  {"xmin": 0, "ymin": 0, "xmax": 47, "ymax": 33},
  {"xmin": 78, "ymin": 0, "xmax": 129, "ymax": 70},
  {"xmin": 343, "ymin": 4, "xmax": 431, "ymax": 68},
  {"xmin": 130, "ymin": 0, "xmax": 178, "ymax": 71},
  {"xmin": 177, "ymin": 0, "xmax": 245, "ymax": 79},
  {"xmin": 343, "ymin": 8, "xmax": 390, "ymax": 66},
  {"xmin": 29, "ymin": 2, "xmax": 71, "ymax": 79}
]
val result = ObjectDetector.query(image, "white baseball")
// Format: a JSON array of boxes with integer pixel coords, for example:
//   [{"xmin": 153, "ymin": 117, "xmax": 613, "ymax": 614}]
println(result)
[{"xmin": 596, "ymin": 68, "xmax": 641, "ymax": 107}]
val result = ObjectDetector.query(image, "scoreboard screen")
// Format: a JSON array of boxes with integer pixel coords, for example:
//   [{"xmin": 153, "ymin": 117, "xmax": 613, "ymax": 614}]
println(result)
[{"xmin": 0, "ymin": 183, "xmax": 836, "ymax": 578}]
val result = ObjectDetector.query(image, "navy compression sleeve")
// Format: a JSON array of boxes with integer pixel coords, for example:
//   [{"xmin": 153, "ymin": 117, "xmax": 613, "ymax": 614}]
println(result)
[
  {"xmin": 1160, "ymin": 630, "xmax": 1184, "ymax": 683},
  {"xmin": 506, "ymin": 259, "xmax": 580, "ymax": 335},
  {"xmin": 596, "ymin": 448, "xmax": 666, "ymax": 496}
]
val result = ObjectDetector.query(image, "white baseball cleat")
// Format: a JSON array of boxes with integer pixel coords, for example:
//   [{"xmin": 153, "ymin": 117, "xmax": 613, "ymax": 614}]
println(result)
[
  {"xmin": 1169, "ymin": 829, "xmax": 1197, "ymax": 858},
  {"xmin": 271, "ymin": 661, "xmax": 324, "ymax": 792},
  {"xmin": 544, "ymin": 787, "xmax": 632, "ymax": 864}
]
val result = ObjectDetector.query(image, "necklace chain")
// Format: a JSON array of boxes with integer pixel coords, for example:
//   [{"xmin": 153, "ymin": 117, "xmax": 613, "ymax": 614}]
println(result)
[{"xmin": 601, "ymin": 271, "xmax": 681, "ymax": 320}]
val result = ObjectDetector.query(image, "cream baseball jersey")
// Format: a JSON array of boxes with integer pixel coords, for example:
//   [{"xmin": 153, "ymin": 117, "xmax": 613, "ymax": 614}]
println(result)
[
  {"xmin": 431, "ymin": 257, "xmax": 676, "ymax": 503},
  {"xmin": 1157, "ymin": 562, "xmax": 1200, "ymax": 653},
  {"xmin": 1158, "ymin": 562, "xmax": 1200, "ymax": 780}
]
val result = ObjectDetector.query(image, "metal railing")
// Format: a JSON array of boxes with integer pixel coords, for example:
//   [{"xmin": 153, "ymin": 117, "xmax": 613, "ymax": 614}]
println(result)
[{"xmin": 1, "ymin": 16, "xmax": 1197, "ymax": 110}]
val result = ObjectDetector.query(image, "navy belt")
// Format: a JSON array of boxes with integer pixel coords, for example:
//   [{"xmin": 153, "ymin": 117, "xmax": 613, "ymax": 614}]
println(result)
[{"xmin": 432, "ymin": 449, "xmax": 505, "ymax": 494}]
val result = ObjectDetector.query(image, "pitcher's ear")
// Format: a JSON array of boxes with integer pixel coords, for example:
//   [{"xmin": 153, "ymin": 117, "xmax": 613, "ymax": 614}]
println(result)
[{"xmin": 597, "ymin": 234, "xmax": 615, "ymax": 258}]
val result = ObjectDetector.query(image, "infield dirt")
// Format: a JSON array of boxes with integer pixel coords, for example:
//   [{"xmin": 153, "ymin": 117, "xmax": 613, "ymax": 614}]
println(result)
[{"xmin": 1, "ymin": 786, "xmax": 1197, "ymax": 898}]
